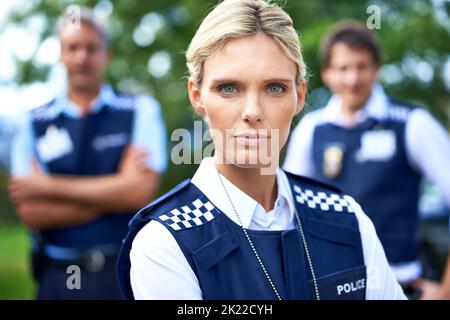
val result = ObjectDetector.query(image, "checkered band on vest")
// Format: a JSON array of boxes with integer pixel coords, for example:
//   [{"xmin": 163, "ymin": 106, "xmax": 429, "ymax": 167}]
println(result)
[
  {"xmin": 159, "ymin": 198, "xmax": 217, "ymax": 231},
  {"xmin": 388, "ymin": 104, "xmax": 411, "ymax": 122},
  {"xmin": 293, "ymin": 185, "xmax": 354, "ymax": 213}
]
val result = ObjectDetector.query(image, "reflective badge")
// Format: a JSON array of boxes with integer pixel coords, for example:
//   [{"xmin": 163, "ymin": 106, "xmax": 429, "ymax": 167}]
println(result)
[
  {"xmin": 356, "ymin": 129, "xmax": 396, "ymax": 162},
  {"xmin": 311, "ymin": 265, "xmax": 366, "ymax": 300},
  {"xmin": 36, "ymin": 125, "xmax": 74, "ymax": 163},
  {"xmin": 92, "ymin": 132, "xmax": 128, "ymax": 151},
  {"xmin": 323, "ymin": 144, "xmax": 344, "ymax": 179}
]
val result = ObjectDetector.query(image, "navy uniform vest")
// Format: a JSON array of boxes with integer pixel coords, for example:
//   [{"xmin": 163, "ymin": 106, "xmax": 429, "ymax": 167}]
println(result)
[
  {"xmin": 311, "ymin": 100, "xmax": 421, "ymax": 263},
  {"xmin": 31, "ymin": 95, "xmax": 137, "ymax": 249},
  {"xmin": 118, "ymin": 171, "xmax": 367, "ymax": 300}
]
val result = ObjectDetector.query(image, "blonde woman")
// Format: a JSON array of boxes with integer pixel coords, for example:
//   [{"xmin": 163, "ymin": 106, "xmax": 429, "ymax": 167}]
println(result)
[{"xmin": 117, "ymin": 0, "xmax": 405, "ymax": 300}]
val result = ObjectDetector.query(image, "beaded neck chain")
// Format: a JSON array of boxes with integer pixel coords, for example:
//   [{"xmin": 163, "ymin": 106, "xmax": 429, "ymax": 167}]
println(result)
[{"xmin": 216, "ymin": 170, "xmax": 320, "ymax": 300}]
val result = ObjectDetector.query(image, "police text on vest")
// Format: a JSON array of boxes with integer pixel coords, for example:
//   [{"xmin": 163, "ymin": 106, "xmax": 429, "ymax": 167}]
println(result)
[{"xmin": 337, "ymin": 279, "xmax": 365, "ymax": 295}]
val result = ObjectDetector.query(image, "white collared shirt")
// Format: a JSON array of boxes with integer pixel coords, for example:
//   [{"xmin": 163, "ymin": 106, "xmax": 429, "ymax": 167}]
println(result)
[
  {"xmin": 283, "ymin": 84, "xmax": 450, "ymax": 283},
  {"xmin": 197, "ymin": 158, "xmax": 296, "ymax": 231},
  {"xmin": 130, "ymin": 157, "xmax": 405, "ymax": 300}
]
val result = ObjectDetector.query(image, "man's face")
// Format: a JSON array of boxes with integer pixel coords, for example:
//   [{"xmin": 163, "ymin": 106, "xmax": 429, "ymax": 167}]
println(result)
[
  {"xmin": 322, "ymin": 43, "xmax": 379, "ymax": 111},
  {"xmin": 59, "ymin": 22, "xmax": 109, "ymax": 91}
]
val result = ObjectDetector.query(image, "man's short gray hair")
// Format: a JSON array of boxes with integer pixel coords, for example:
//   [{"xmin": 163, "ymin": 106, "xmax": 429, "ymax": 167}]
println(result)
[{"xmin": 56, "ymin": 5, "xmax": 109, "ymax": 46}]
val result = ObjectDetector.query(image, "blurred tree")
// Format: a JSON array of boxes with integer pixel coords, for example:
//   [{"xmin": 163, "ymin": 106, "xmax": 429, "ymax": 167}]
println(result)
[
  {"xmin": 0, "ymin": 118, "xmax": 15, "ymax": 224},
  {"xmin": 0, "ymin": 171, "xmax": 16, "ymax": 225},
  {"xmin": 1, "ymin": 0, "xmax": 449, "ymax": 196}
]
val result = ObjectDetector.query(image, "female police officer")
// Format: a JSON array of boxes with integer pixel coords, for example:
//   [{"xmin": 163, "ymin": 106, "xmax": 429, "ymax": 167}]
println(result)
[{"xmin": 117, "ymin": 0, "xmax": 405, "ymax": 300}]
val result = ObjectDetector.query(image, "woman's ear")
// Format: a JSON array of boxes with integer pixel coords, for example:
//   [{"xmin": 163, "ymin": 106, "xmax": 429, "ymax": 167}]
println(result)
[
  {"xmin": 295, "ymin": 80, "xmax": 307, "ymax": 116},
  {"xmin": 188, "ymin": 79, "xmax": 206, "ymax": 116}
]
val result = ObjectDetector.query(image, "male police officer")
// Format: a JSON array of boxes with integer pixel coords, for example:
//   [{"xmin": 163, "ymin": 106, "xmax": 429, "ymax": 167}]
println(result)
[
  {"xmin": 8, "ymin": 7, "xmax": 167, "ymax": 299},
  {"xmin": 284, "ymin": 21, "xmax": 450, "ymax": 299}
]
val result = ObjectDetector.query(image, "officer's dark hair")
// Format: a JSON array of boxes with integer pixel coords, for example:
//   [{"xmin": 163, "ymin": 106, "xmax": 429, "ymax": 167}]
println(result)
[{"xmin": 320, "ymin": 20, "xmax": 381, "ymax": 68}]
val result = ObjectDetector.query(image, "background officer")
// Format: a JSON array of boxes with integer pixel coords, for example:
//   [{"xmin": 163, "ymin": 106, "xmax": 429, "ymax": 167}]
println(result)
[
  {"xmin": 283, "ymin": 21, "xmax": 450, "ymax": 299},
  {"xmin": 8, "ymin": 7, "xmax": 167, "ymax": 299}
]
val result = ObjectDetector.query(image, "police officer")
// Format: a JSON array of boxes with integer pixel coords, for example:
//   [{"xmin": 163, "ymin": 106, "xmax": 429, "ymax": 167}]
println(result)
[
  {"xmin": 8, "ymin": 7, "xmax": 167, "ymax": 299},
  {"xmin": 283, "ymin": 21, "xmax": 450, "ymax": 299},
  {"xmin": 117, "ymin": 0, "xmax": 405, "ymax": 300}
]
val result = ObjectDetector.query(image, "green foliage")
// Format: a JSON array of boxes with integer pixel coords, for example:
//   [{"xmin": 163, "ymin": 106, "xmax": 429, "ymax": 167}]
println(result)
[
  {"xmin": 0, "ymin": 171, "xmax": 16, "ymax": 225},
  {"xmin": 0, "ymin": 224, "xmax": 36, "ymax": 299}
]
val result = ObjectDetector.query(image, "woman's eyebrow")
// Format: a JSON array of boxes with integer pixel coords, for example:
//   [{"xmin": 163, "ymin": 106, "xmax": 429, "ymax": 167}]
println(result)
[
  {"xmin": 209, "ymin": 78, "xmax": 240, "ymax": 86},
  {"xmin": 263, "ymin": 78, "xmax": 293, "ymax": 84},
  {"xmin": 209, "ymin": 78, "xmax": 293, "ymax": 86}
]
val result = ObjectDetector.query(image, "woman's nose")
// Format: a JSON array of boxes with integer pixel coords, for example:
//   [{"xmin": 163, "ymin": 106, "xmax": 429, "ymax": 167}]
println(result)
[{"xmin": 241, "ymin": 93, "xmax": 263, "ymax": 123}]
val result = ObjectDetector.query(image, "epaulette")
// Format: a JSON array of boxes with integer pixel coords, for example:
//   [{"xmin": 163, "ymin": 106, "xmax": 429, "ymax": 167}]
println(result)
[
  {"xmin": 387, "ymin": 99, "xmax": 417, "ymax": 122},
  {"xmin": 109, "ymin": 93, "xmax": 136, "ymax": 111},
  {"xmin": 285, "ymin": 171, "xmax": 355, "ymax": 214},
  {"xmin": 30, "ymin": 100, "xmax": 58, "ymax": 121},
  {"xmin": 129, "ymin": 179, "xmax": 221, "ymax": 232}
]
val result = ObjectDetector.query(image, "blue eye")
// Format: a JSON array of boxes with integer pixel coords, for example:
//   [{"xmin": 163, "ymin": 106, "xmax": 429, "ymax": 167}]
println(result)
[
  {"xmin": 267, "ymin": 84, "xmax": 285, "ymax": 93},
  {"xmin": 219, "ymin": 85, "xmax": 238, "ymax": 94}
]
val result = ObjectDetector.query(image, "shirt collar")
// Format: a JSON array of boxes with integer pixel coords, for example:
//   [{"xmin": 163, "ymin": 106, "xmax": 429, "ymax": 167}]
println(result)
[
  {"xmin": 323, "ymin": 83, "xmax": 390, "ymax": 126},
  {"xmin": 191, "ymin": 157, "xmax": 296, "ymax": 229},
  {"xmin": 52, "ymin": 84, "xmax": 117, "ymax": 118}
]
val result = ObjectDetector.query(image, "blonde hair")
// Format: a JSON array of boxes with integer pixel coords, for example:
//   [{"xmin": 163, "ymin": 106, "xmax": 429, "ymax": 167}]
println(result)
[{"xmin": 186, "ymin": 0, "xmax": 306, "ymax": 85}]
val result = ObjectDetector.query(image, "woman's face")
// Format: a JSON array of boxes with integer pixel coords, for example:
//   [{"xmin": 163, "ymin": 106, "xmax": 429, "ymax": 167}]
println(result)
[{"xmin": 188, "ymin": 33, "xmax": 306, "ymax": 169}]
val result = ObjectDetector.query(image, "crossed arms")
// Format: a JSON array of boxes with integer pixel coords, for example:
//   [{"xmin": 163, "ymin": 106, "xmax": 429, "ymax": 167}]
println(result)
[{"xmin": 9, "ymin": 146, "xmax": 160, "ymax": 230}]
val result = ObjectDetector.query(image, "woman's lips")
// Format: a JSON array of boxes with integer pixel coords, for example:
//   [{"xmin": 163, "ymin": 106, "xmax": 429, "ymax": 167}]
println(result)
[{"xmin": 233, "ymin": 133, "xmax": 270, "ymax": 146}]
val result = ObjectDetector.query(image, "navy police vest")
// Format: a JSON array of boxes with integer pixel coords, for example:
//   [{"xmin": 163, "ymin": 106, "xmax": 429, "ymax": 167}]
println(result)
[
  {"xmin": 311, "ymin": 100, "xmax": 421, "ymax": 263},
  {"xmin": 31, "ymin": 94, "xmax": 136, "ymax": 249},
  {"xmin": 118, "ymin": 172, "xmax": 366, "ymax": 300}
]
